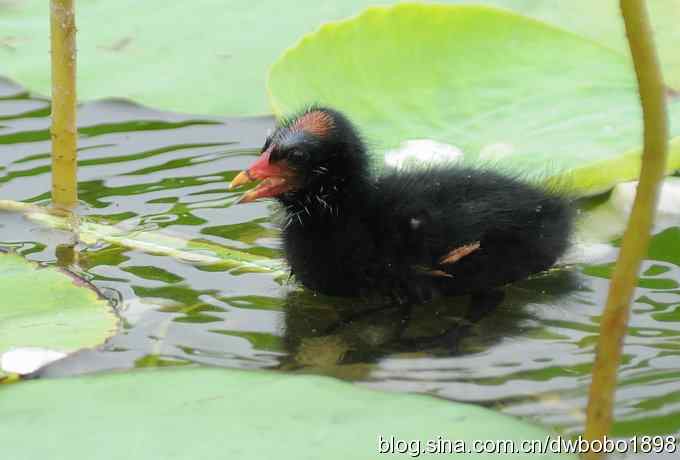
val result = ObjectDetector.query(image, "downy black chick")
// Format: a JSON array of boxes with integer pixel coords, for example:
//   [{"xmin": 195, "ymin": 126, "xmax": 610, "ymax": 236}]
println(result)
[{"xmin": 230, "ymin": 107, "xmax": 575, "ymax": 307}]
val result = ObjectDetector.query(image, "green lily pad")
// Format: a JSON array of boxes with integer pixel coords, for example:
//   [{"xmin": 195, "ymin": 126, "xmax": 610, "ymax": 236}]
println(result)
[
  {"xmin": 0, "ymin": 252, "xmax": 117, "ymax": 365},
  {"xmin": 449, "ymin": 0, "xmax": 680, "ymax": 91},
  {"xmin": 268, "ymin": 4, "xmax": 680, "ymax": 195},
  {"xmin": 0, "ymin": 0, "xmax": 401, "ymax": 115},
  {"xmin": 0, "ymin": 366, "xmax": 575, "ymax": 459},
  {"xmin": 3, "ymin": 1, "xmax": 679, "ymax": 116}
]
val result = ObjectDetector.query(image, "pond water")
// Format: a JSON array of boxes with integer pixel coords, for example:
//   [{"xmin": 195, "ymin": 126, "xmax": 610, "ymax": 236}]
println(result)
[{"xmin": 1, "ymin": 76, "xmax": 679, "ymax": 451}]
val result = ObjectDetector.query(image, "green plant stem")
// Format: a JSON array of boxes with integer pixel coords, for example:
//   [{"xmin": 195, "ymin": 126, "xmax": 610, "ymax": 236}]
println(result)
[
  {"xmin": 583, "ymin": 1, "xmax": 669, "ymax": 458},
  {"xmin": 0, "ymin": 372, "xmax": 21, "ymax": 384},
  {"xmin": 0, "ymin": 200, "xmax": 284, "ymax": 276},
  {"xmin": 50, "ymin": 0, "xmax": 78, "ymax": 208}
]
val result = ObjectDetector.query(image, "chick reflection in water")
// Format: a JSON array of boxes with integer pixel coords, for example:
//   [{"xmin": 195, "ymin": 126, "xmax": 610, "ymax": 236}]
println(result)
[{"xmin": 276, "ymin": 269, "xmax": 580, "ymax": 373}]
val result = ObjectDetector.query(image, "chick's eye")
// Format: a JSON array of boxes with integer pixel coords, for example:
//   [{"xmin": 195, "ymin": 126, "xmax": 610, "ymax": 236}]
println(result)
[{"xmin": 289, "ymin": 149, "xmax": 308, "ymax": 161}]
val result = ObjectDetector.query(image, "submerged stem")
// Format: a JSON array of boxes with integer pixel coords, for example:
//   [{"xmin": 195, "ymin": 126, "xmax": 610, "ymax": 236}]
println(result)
[
  {"xmin": 50, "ymin": 0, "xmax": 78, "ymax": 208},
  {"xmin": 583, "ymin": 1, "xmax": 669, "ymax": 458},
  {"xmin": 0, "ymin": 199, "xmax": 284, "ymax": 276}
]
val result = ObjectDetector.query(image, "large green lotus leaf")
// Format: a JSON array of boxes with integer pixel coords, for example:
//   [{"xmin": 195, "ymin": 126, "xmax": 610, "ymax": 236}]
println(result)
[
  {"xmin": 268, "ymin": 4, "xmax": 680, "ymax": 195},
  {"xmin": 0, "ymin": 252, "xmax": 117, "ymax": 357},
  {"xmin": 450, "ymin": 0, "xmax": 680, "ymax": 91},
  {"xmin": 0, "ymin": 366, "xmax": 575, "ymax": 460},
  {"xmin": 0, "ymin": 0, "xmax": 401, "ymax": 116},
  {"xmin": 2, "ymin": 1, "xmax": 679, "ymax": 116}
]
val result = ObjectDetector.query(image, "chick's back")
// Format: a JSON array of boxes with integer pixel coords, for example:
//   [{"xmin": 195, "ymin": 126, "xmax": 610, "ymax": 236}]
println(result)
[{"xmin": 372, "ymin": 166, "xmax": 575, "ymax": 294}]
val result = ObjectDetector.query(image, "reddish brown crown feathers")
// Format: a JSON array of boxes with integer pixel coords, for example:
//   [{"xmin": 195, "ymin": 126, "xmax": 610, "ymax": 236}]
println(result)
[{"xmin": 290, "ymin": 110, "xmax": 335, "ymax": 138}]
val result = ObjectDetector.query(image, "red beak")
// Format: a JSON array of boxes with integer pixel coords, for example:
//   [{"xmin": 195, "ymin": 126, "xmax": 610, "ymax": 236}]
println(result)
[{"xmin": 229, "ymin": 146, "xmax": 295, "ymax": 202}]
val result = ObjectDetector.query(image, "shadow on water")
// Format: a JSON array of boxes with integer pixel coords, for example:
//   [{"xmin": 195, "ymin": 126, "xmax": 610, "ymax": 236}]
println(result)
[
  {"xmin": 279, "ymin": 270, "xmax": 581, "ymax": 368},
  {"xmin": 2, "ymin": 76, "xmax": 680, "ymax": 440}
]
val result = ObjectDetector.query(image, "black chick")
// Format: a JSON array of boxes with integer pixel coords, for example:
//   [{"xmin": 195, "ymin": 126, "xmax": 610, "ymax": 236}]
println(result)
[{"xmin": 230, "ymin": 107, "xmax": 575, "ymax": 307}]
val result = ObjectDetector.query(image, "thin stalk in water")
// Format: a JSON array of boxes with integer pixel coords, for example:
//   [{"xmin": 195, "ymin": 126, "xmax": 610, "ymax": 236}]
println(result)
[
  {"xmin": 583, "ymin": 1, "xmax": 669, "ymax": 458},
  {"xmin": 50, "ymin": 0, "xmax": 78, "ymax": 208}
]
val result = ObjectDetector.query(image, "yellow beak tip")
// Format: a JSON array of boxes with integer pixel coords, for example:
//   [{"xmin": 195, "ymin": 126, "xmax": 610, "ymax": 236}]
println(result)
[{"xmin": 229, "ymin": 170, "xmax": 251, "ymax": 190}]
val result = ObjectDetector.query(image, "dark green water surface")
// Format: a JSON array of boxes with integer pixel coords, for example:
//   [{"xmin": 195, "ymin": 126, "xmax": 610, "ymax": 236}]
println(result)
[{"xmin": 1, "ymin": 77, "xmax": 679, "ymax": 445}]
